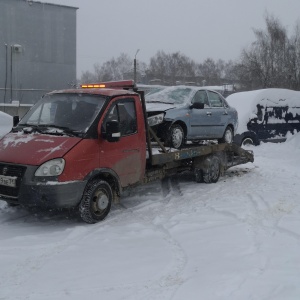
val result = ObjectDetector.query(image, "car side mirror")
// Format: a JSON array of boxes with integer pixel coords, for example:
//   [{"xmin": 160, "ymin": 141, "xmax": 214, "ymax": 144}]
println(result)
[
  {"xmin": 104, "ymin": 120, "xmax": 121, "ymax": 142},
  {"xmin": 13, "ymin": 116, "xmax": 20, "ymax": 127},
  {"xmin": 190, "ymin": 102, "xmax": 204, "ymax": 109}
]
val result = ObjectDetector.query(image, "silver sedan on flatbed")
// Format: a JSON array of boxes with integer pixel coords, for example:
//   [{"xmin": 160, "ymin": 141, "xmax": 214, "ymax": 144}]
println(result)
[{"xmin": 146, "ymin": 85, "xmax": 238, "ymax": 149}]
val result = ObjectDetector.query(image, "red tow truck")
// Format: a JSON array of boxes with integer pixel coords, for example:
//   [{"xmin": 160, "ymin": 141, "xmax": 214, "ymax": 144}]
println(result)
[{"xmin": 0, "ymin": 80, "xmax": 253, "ymax": 223}]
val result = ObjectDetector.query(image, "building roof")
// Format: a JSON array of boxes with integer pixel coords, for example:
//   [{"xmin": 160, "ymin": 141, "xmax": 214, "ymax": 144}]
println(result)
[{"xmin": 18, "ymin": 0, "xmax": 78, "ymax": 10}]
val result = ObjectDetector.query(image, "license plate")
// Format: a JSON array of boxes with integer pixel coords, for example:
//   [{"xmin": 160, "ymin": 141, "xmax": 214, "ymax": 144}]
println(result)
[{"xmin": 0, "ymin": 175, "xmax": 17, "ymax": 188}]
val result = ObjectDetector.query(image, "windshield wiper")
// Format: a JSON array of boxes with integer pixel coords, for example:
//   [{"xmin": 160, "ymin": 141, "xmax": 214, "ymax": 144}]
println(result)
[
  {"xmin": 16, "ymin": 124, "xmax": 43, "ymax": 134},
  {"xmin": 38, "ymin": 125, "xmax": 77, "ymax": 137},
  {"xmin": 17, "ymin": 124, "xmax": 77, "ymax": 137}
]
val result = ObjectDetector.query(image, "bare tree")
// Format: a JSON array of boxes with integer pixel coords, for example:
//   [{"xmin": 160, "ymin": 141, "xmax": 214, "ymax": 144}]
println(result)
[
  {"xmin": 80, "ymin": 70, "xmax": 97, "ymax": 84},
  {"xmin": 287, "ymin": 21, "xmax": 300, "ymax": 89},
  {"xmin": 239, "ymin": 14, "xmax": 289, "ymax": 89},
  {"xmin": 197, "ymin": 58, "xmax": 225, "ymax": 85},
  {"xmin": 80, "ymin": 53, "xmax": 134, "ymax": 83},
  {"xmin": 147, "ymin": 51, "xmax": 196, "ymax": 85}
]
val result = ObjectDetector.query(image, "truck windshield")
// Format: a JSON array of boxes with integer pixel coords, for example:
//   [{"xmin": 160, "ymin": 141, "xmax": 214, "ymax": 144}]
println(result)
[{"xmin": 18, "ymin": 93, "xmax": 106, "ymax": 135}]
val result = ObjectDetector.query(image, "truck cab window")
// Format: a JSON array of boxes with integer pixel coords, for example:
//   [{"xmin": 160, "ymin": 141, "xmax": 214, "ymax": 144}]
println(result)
[{"xmin": 103, "ymin": 100, "xmax": 137, "ymax": 137}]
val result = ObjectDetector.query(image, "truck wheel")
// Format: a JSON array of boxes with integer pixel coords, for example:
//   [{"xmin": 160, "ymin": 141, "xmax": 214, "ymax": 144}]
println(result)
[
  {"xmin": 203, "ymin": 156, "xmax": 220, "ymax": 183},
  {"xmin": 79, "ymin": 180, "xmax": 112, "ymax": 224},
  {"xmin": 218, "ymin": 126, "xmax": 233, "ymax": 144},
  {"xmin": 194, "ymin": 168, "xmax": 203, "ymax": 183},
  {"xmin": 165, "ymin": 124, "xmax": 185, "ymax": 149}
]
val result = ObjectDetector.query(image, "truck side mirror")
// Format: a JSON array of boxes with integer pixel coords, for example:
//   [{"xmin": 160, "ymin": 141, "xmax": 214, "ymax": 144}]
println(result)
[
  {"xmin": 13, "ymin": 116, "xmax": 20, "ymax": 127},
  {"xmin": 190, "ymin": 102, "xmax": 204, "ymax": 109},
  {"xmin": 104, "ymin": 120, "xmax": 121, "ymax": 142}
]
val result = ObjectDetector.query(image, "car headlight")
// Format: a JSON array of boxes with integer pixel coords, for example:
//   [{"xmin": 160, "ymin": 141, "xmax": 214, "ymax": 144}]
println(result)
[
  {"xmin": 35, "ymin": 158, "xmax": 65, "ymax": 177},
  {"xmin": 147, "ymin": 113, "xmax": 164, "ymax": 126}
]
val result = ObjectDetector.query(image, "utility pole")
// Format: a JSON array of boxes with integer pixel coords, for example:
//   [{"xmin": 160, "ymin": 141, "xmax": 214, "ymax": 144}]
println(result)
[{"xmin": 134, "ymin": 49, "xmax": 140, "ymax": 84}]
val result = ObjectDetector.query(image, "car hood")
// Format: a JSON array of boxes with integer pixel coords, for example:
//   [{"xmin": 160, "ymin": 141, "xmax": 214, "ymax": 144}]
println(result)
[
  {"xmin": 0, "ymin": 132, "xmax": 81, "ymax": 165},
  {"xmin": 146, "ymin": 102, "xmax": 176, "ymax": 112}
]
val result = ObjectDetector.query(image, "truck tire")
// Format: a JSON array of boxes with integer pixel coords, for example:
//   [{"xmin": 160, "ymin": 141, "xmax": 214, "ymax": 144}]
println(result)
[
  {"xmin": 165, "ymin": 124, "xmax": 185, "ymax": 149},
  {"xmin": 203, "ymin": 156, "xmax": 220, "ymax": 183},
  {"xmin": 218, "ymin": 126, "xmax": 233, "ymax": 144},
  {"xmin": 194, "ymin": 168, "xmax": 203, "ymax": 183},
  {"xmin": 79, "ymin": 179, "xmax": 112, "ymax": 224}
]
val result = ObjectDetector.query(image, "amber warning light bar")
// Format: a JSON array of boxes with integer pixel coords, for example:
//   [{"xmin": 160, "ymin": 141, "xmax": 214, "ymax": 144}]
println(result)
[{"xmin": 80, "ymin": 80, "xmax": 135, "ymax": 90}]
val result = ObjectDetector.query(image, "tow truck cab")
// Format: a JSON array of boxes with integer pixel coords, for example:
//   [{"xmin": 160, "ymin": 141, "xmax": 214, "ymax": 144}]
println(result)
[{"xmin": 0, "ymin": 80, "xmax": 147, "ymax": 220}]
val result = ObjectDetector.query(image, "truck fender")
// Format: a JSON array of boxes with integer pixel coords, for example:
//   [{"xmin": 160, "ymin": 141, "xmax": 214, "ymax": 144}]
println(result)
[{"xmin": 83, "ymin": 168, "xmax": 122, "ymax": 203}]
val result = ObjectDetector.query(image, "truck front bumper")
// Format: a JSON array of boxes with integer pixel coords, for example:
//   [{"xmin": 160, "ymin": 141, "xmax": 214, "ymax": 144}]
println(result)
[{"xmin": 0, "ymin": 164, "xmax": 86, "ymax": 209}]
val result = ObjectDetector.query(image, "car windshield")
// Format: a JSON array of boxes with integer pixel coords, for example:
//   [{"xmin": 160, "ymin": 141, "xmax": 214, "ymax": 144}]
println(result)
[
  {"xmin": 18, "ymin": 93, "xmax": 106, "ymax": 135},
  {"xmin": 146, "ymin": 87, "xmax": 194, "ymax": 104}
]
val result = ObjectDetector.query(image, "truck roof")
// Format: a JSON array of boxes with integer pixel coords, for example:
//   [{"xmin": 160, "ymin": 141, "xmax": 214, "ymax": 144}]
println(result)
[
  {"xmin": 48, "ymin": 80, "xmax": 139, "ymax": 98},
  {"xmin": 48, "ymin": 88, "xmax": 138, "ymax": 98}
]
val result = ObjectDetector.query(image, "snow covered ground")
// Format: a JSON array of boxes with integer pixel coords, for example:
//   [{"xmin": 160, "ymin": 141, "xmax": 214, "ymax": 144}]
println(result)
[{"xmin": 1, "ymin": 134, "xmax": 300, "ymax": 300}]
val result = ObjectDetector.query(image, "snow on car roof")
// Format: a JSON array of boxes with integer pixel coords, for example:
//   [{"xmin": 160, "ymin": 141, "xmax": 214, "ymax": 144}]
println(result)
[
  {"xmin": 145, "ymin": 85, "xmax": 223, "ymax": 105},
  {"xmin": 226, "ymin": 88, "xmax": 300, "ymax": 133}
]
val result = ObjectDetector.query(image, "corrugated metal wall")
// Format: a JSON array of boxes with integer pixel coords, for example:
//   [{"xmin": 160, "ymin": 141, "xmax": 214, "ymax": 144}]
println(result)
[{"xmin": 0, "ymin": 0, "xmax": 77, "ymax": 105}]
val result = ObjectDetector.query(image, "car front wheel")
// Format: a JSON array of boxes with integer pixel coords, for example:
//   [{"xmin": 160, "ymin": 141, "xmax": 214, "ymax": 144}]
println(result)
[{"xmin": 165, "ymin": 124, "xmax": 185, "ymax": 149}]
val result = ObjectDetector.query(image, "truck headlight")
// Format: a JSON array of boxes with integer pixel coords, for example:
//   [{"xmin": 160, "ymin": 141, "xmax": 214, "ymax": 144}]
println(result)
[
  {"xmin": 35, "ymin": 158, "xmax": 65, "ymax": 177},
  {"xmin": 147, "ymin": 113, "xmax": 164, "ymax": 126}
]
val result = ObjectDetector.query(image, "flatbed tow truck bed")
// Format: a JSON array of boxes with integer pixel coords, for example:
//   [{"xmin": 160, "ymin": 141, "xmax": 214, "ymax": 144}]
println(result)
[{"xmin": 143, "ymin": 141, "xmax": 254, "ymax": 185}]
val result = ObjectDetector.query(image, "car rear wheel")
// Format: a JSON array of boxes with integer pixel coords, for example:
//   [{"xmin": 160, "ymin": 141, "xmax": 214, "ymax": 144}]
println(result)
[
  {"xmin": 79, "ymin": 179, "xmax": 112, "ymax": 224},
  {"xmin": 218, "ymin": 126, "xmax": 233, "ymax": 144},
  {"xmin": 165, "ymin": 124, "xmax": 185, "ymax": 149}
]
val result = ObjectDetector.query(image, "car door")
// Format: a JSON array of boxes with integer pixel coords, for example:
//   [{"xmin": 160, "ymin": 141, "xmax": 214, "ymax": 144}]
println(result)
[
  {"xmin": 99, "ymin": 97, "xmax": 145, "ymax": 187},
  {"xmin": 189, "ymin": 90, "xmax": 216, "ymax": 138},
  {"xmin": 206, "ymin": 90, "xmax": 229, "ymax": 137}
]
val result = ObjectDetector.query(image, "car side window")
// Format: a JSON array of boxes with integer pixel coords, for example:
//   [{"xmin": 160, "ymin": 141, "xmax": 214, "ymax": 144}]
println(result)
[
  {"xmin": 192, "ymin": 90, "xmax": 210, "ymax": 107},
  {"xmin": 207, "ymin": 91, "xmax": 223, "ymax": 108},
  {"xmin": 103, "ymin": 99, "xmax": 137, "ymax": 137}
]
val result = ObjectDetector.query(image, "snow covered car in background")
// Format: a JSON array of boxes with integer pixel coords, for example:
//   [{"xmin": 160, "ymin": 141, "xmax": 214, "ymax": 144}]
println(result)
[
  {"xmin": 146, "ymin": 85, "xmax": 238, "ymax": 149},
  {"xmin": 226, "ymin": 88, "xmax": 300, "ymax": 146},
  {"xmin": 0, "ymin": 111, "xmax": 13, "ymax": 138}
]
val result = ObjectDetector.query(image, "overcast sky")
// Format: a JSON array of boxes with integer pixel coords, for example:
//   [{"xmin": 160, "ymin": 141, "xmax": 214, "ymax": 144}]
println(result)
[{"xmin": 47, "ymin": 0, "xmax": 300, "ymax": 77}]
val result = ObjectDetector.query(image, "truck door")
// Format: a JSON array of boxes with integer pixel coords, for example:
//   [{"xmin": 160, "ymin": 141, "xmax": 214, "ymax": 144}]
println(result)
[{"xmin": 99, "ymin": 97, "xmax": 145, "ymax": 187}]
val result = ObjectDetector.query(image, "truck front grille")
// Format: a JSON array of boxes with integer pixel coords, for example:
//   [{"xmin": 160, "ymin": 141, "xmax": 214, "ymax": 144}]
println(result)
[{"xmin": 0, "ymin": 163, "xmax": 26, "ymax": 198}]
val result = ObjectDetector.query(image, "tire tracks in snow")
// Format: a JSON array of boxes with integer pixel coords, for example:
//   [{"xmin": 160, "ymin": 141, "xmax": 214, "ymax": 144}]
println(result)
[
  {"xmin": 0, "ymin": 219, "xmax": 117, "ymax": 298},
  {"xmin": 104, "ymin": 175, "xmax": 188, "ymax": 300}
]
